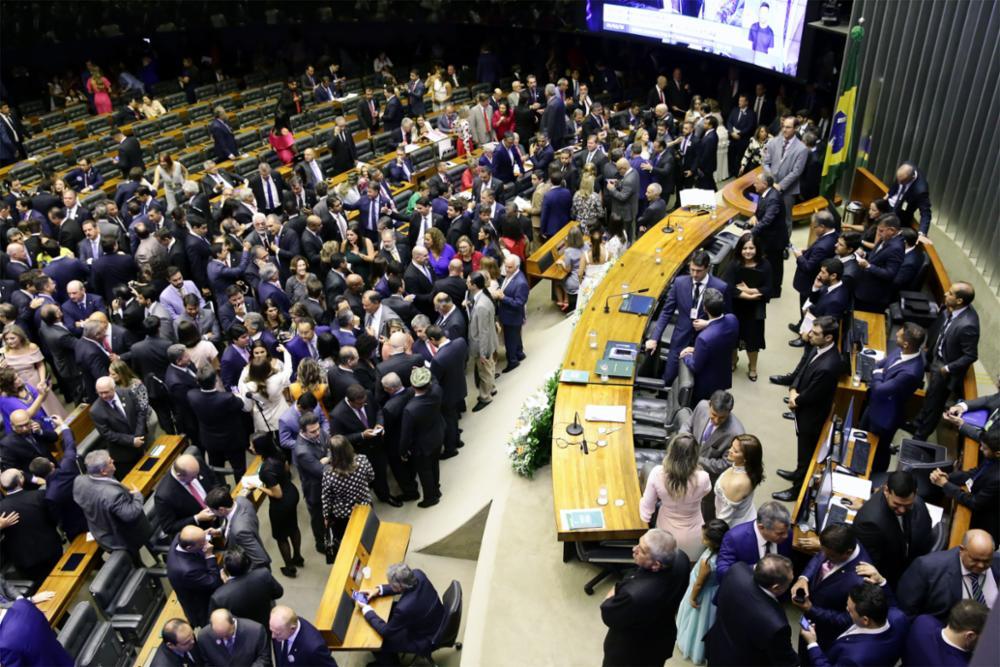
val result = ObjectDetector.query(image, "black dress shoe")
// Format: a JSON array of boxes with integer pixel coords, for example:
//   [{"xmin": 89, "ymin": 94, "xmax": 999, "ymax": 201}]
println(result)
[
  {"xmin": 788, "ymin": 338, "xmax": 806, "ymax": 348},
  {"xmin": 491, "ymin": 389, "xmax": 497, "ymax": 396},
  {"xmin": 280, "ymin": 566, "xmax": 298, "ymax": 578},
  {"xmin": 417, "ymin": 497, "xmax": 440, "ymax": 508},
  {"xmin": 472, "ymin": 399, "xmax": 492, "ymax": 412},
  {"xmin": 788, "ymin": 323, "xmax": 800, "ymax": 333},
  {"xmin": 291, "ymin": 555, "xmax": 305, "ymax": 567},
  {"xmin": 502, "ymin": 364, "xmax": 520, "ymax": 373},
  {"xmin": 900, "ymin": 420, "xmax": 917, "ymax": 434},
  {"xmin": 398, "ymin": 492, "xmax": 421, "ymax": 501},
  {"xmin": 783, "ymin": 411, "xmax": 795, "ymax": 420},
  {"xmin": 776, "ymin": 468, "xmax": 797, "ymax": 481},
  {"xmin": 456, "ymin": 440, "xmax": 465, "ymax": 448},
  {"xmin": 379, "ymin": 496, "xmax": 404, "ymax": 508},
  {"xmin": 770, "ymin": 374, "xmax": 794, "ymax": 386},
  {"xmin": 783, "ymin": 397, "xmax": 789, "ymax": 404},
  {"xmin": 440, "ymin": 450, "xmax": 459, "ymax": 460},
  {"xmin": 494, "ymin": 372, "xmax": 500, "ymax": 379},
  {"xmin": 518, "ymin": 353, "xmax": 527, "ymax": 361},
  {"xmin": 772, "ymin": 488, "xmax": 798, "ymax": 502}
]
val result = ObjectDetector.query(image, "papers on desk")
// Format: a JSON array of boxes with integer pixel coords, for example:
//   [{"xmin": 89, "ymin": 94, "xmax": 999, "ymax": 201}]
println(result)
[
  {"xmin": 240, "ymin": 474, "xmax": 261, "ymax": 490},
  {"xmin": 334, "ymin": 93, "xmax": 359, "ymax": 103},
  {"xmin": 560, "ymin": 508, "xmax": 605, "ymax": 531},
  {"xmin": 832, "ymin": 472, "xmax": 872, "ymax": 500},
  {"xmin": 149, "ymin": 444, "xmax": 165, "ymax": 457},
  {"xmin": 585, "ymin": 405, "xmax": 628, "ymax": 423},
  {"xmin": 85, "ymin": 532, "xmax": 95, "ymax": 542},
  {"xmin": 679, "ymin": 188, "xmax": 718, "ymax": 209},
  {"xmin": 926, "ymin": 503, "xmax": 944, "ymax": 527},
  {"xmin": 403, "ymin": 143, "xmax": 420, "ymax": 154},
  {"xmin": 560, "ymin": 369, "xmax": 591, "ymax": 384},
  {"xmin": 513, "ymin": 196, "xmax": 532, "ymax": 212}
]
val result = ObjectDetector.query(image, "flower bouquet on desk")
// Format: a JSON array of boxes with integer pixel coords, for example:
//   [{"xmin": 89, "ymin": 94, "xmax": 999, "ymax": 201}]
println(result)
[{"xmin": 507, "ymin": 369, "xmax": 559, "ymax": 478}]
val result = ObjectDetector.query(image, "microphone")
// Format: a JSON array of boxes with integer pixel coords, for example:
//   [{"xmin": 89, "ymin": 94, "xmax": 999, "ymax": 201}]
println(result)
[
  {"xmin": 603, "ymin": 287, "xmax": 650, "ymax": 313},
  {"xmin": 566, "ymin": 411, "xmax": 584, "ymax": 436}
]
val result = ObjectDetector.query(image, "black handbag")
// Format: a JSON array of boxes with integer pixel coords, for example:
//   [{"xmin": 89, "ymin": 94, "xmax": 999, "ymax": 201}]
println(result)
[{"xmin": 324, "ymin": 525, "xmax": 340, "ymax": 564}]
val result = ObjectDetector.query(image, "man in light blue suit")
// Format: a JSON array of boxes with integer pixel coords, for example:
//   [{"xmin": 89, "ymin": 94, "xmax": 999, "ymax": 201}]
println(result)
[
  {"xmin": 860, "ymin": 322, "xmax": 926, "ymax": 472},
  {"xmin": 278, "ymin": 393, "xmax": 329, "ymax": 453},
  {"xmin": 681, "ymin": 288, "xmax": 739, "ymax": 403}
]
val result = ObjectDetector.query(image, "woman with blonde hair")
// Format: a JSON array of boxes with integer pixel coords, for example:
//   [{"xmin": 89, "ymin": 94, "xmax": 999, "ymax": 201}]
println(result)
[
  {"xmin": 571, "ymin": 164, "xmax": 605, "ymax": 231},
  {"xmin": 151, "ymin": 152, "xmax": 188, "ymax": 213},
  {"xmin": 424, "ymin": 227, "xmax": 456, "ymax": 278},
  {"xmin": 428, "ymin": 65, "xmax": 451, "ymax": 111},
  {"xmin": 479, "ymin": 255, "xmax": 502, "ymax": 291},
  {"xmin": 1, "ymin": 324, "xmax": 65, "ymax": 418},
  {"xmin": 289, "ymin": 357, "xmax": 330, "ymax": 418},
  {"xmin": 109, "ymin": 359, "xmax": 149, "ymax": 416},
  {"xmin": 555, "ymin": 226, "xmax": 585, "ymax": 312}
]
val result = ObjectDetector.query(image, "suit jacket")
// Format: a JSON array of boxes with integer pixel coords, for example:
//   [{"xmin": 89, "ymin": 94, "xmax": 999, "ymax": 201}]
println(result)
[
  {"xmin": 74, "ymin": 338, "xmax": 111, "ymax": 401},
  {"xmin": 184, "ymin": 234, "xmax": 214, "ymax": 291},
  {"xmin": 209, "ymin": 118, "xmax": 239, "ymax": 162},
  {"xmin": 196, "ymin": 617, "xmax": 271, "ymax": 667},
  {"xmin": 695, "ymin": 129, "xmax": 719, "ymax": 180},
  {"xmin": 434, "ymin": 303, "xmax": 467, "ymax": 342},
  {"xmin": 792, "ymin": 348, "xmax": 843, "ymax": 435},
  {"xmin": 467, "ymin": 292, "xmax": 497, "ymax": 358},
  {"xmin": 496, "ymin": 270, "xmax": 529, "ymax": 327},
  {"xmin": 925, "ymin": 306, "xmax": 980, "ymax": 392},
  {"xmin": 636, "ymin": 197, "xmax": 667, "ymax": 233},
  {"xmin": 126, "ymin": 334, "xmax": 173, "ymax": 381},
  {"xmin": 272, "ymin": 617, "xmax": 336, "ymax": 667},
  {"xmin": 800, "ymin": 148, "xmax": 823, "ymax": 200},
  {"xmin": 91, "ymin": 388, "xmax": 149, "ymax": 467},
  {"xmin": 468, "ymin": 104, "xmax": 495, "ymax": 146},
  {"xmin": 684, "ymin": 314, "xmax": 739, "ymax": 403},
  {"xmin": 403, "ymin": 262, "xmax": 436, "ymax": 316},
  {"xmin": 807, "ymin": 608, "xmax": 908, "ymax": 667},
  {"xmin": 762, "ymin": 134, "xmax": 808, "ymax": 195},
  {"xmin": 807, "ymin": 283, "xmax": 851, "ymax": 319},
  {"xmin": 154, "ymin": 463, "xmax": 223, "ymax": 537},
  {"xmin": 356, "ymin": 97, "xmax": 380, "ymax": 132},
  {"xmin": 382, "ymin": 95, "xmax": 403, "ymax": 132},
  {"xmin": 864, "ymin": 349, "xmax": 925, "ymax": 435},
  {"xmin": 376, "ymin": 352, "xmax": 425, "ymax": 398},
  {"xmin": 165, "ymin": 363, "xmax": 199, "ymax": 435},
  {"xmin": 77, "ymin": 236, "xmax": 104, "ymax": 264},
  {"xmin": 942, "ymin": 459, "xmax": 1000, "ymax": 542},
  {"xmin": 167, "ymin": 534, "xmax": 223, "ymax": 628},
  {"xmin": 601, "ymin": 552, "xmax": 691, "ymax": 666},
  {"xmin": 853, "ymin": 490, "xmax": 933, "ymax": 587},
  {"xmin": 678, "ymin": 400, "xmax": 746, "ymax": 478},
  {"xmin": 894, "ymin": 248, "xmax": 924, "ymax": 294},
  {"xmin": 249, "ymin": 174, "xmax": 287, "ymax": 213},
  {"xmin": 793, "ymin": 231, "xmax": 838, "ymax": 295},
  {"xmin": 43, "ymin": 256, "xmax": 88, "ymax": 301},
  {"xmin": 855, "ymin": 236, "xmax": 905, "ymax": 309},
  {"xmin": 150, "ymin": 642, "xmax": 205, "ymax": 667},
  {"xmin": 751, "ymin": 187, "xmax": 788, "ymax": 249},
  {"xmin": 900, "ymin": 614, "xmax": 970, "ymax": 667},
  {"xmin": 209, "ymin": 568, "xmax": 284, "ymax": 627},
  {"xmin": 400, "ymin": 387, "xmax": 444, "ymax": 457},
  {"xmin": 898, "ymin": 547, "xmax": 1000, "ymax": 619},
  {"xmin": 327, "ymin": 128, "xmax": 358, "ymax": 176},
  {"xmin": 39, "ymin": 429, "xmax": 87, "ymax": 539},
  {"xmin": 223, "ymin": 496, "xmax": 270, "ymax": 569},
  {"xmin": 187, "ymin": 388, "xmax": 250, "ymax": 458},
  {"xmin": 887, "ymin": 172, "xmax": 933, "ymax": 234},
  {"xmin": 430, "ymin": 337, "xmax": 468, "ymax": 405},
  {"xmin": 650, "ymin": 274, "xmax": 731, "ymax": 350},
  {"xmin": 492, "ymin": 143, "xmax": 523, "ymax": 183},
  {"xmin": 539, "ymin": 185, "xmax": 572, "ymax": 238},
  {"xmin": 66, "ymin": 167, "xmax": 105, "ymax": 193},
  {"xmin": 71, "ymin": 474, "xmax": 153, "ymax": 552},
  {"xmin": 799, "ymin": 545, "xmax": 874, "ymax": 649},
  {"xmin": 716, "ymin": 520, "xmax": 793, "ymax": 582},
  {"xmin": 0, "ymin": 488, "xmax": 62, "ymax": 573},
  {"xmin": 59, "ymin": 293, "xmax": 105, "ymax": 334},
  {"xmin": 705, "ymin": 561, "xmax": 798, "ymax": 666},
  {"xmin": 362, "ymin": 569, "xmax": 444, "ymax": 655},
  {"xmin": 541, "ymin": 97, "xmax": 567, "ymax": 148},
  {"xmin": 117, "ymin": 136, "xmax": 145, "ymax": 177},
  {"xmin": 0, "ymin": 598, "xmax": 74, "ymax": 667},
  {"xmin": 41, "ymin": 324, "xmax": 82, "ymax": 397},
  {"xmin": 293, "ymin": 432, "xmax": 330, "ymax": 508},
  {"xmin": 91, "ymin": 252, "xmax": 138, "ymax": 302},
  {"xmin": 607, "ymin": 168, "xmax": 640, "ymax": 226}
]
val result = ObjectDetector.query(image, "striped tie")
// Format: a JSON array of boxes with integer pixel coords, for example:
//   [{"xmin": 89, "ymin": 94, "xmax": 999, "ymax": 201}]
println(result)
[{"xmin": 967, "ymin": 573, "xmax": 986, "ymax": 605}]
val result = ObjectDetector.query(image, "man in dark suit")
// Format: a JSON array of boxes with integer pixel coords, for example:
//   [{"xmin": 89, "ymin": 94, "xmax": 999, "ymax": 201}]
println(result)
[
  {"xmin": 636, "ymin": 183, "xmax": 668, "ymax": 235},
  {"xmin": 433, "ymin": 289, "xmax": 467, "ymax": 340},
  {"xmin": 887, "ymin": 162, "xmax": 933, "ymax": 234},
  {"xmin": 399, "ymin": 368, "xmax": 444, "ymax": 507},
  {"xmin": 601, "ymin": 528, "xmax": 691, "ymax": 667},
  {"xmin": 933, "ymin": 426, "xmax": 1000, "ymax": 543},
  {"xmin": 910, "ymin": 281, "xmax": 980, "ymax": 441},
  {"xmin": 792, "ymin": 211, "xmax": 839, "ymax": 310},
  {"xmin": 330, "ymin": 386, "xmax": 398, "ymax": 505},
  {"xmin": 382, "ymin": 86, "xmax": 404, "ymax": 133},
  {"xmin": 91, "ymin": 376, "xmax": 149, "ymax": 479},
  {"xmin": 0, "ymin": 468, "xmax": 63, "ymax": 585},
  {"xmin": 0, "ymin": 408, "xmax": 58, "ymax": 482},
  {"xmin": 113, "ymin": 129, "xmax": 144, "ymax": 178},
  {"xmin": 196, "ymin": 609, "xmax": 271, "ymax": 667},
  {"xmin": 211, "ymin": 548, "xmax": 284, "ymax": 627},
  {"xmin": 681, "ymin": 288, "xmax": 739, "ymax": 403},
  {"xmin": 376, "ymin": 331, "xmax": 425, "ymax": 396},
  {"xmin": 716, "ymin": 501, "xmax": 793, "ymax": 582},
  {"xmin": 90, "ymin": 239, "xmax": 138, "ymax": 303},
  {"xmin": 357, "ymin": 563, "xmax": 444, "ymax": 662},
  {"xmin": 706, "ymin": 555, "xmax": 799, "ymax": 666},
  {"xmin": 403, "ymin": 248, "xmax": 437, "ymax": 317},
  {"xmin": 773, "ymin": 316, "xmax": 843, "ymax": 501},
  {"xmin": 356, "ymin": 88, "xmax": 381, "ymax": 134},
  {"xmin": 187, "ymin": 366, "xmax": 251, "ymax": 482},
  {"xmin": 861, "ymin": 323, "xmax": 927, "ymax": 472},
  {"xmin": 269, "ymin": 605, "xmax": 337, "ymax": 667},
  {"xmin": 492, "ymin": 132, "xmax": 524, "ymax": 184},
  {"xmin": 209, "ymin": 106, "xmax": 239, "ymax": 163},
  {"xmin": 853, "ymin": 471, "xmax": 934, "ymax": 587},
  {"xmin": 27, "ymin": 418, "xmax": 86, "ymax": 539},
  {"xmin": 291, "ymin": 412, "xmax": 332, "ymax": 555},
  {"xmin": 74, "ymin": 319, "xmax": 112, "ymax": 402},
  {"xmin": 676, "ymin": 120, "xmax": 701, "ymax": 196},
  {"xmin": 154, "ymin": 454, "xmax": 223, "ymax": 538},
  {"xmin": 62, "ymin": 278, "xmax": 106, "ymax": 334},
  {"xmin": 801, "ymin": 583, "xmax": 907, "ymax": 667},
  {"xmin": 164, "ymin": 345, "xmax": 200, "ymax": 444},
  {"xmin": 379, "ymin": 373, "xmax": 419, "ymax": 502},
  {"xmin": 427, "ymin": 326, "xmax": 467, "ymax": 458},
  {"xmin": 645, "ymin": 250, "xmax": 730, "ymax": 386},
  {"xmin": 490, "ymin": 256, "xmax": 529, "ymax": 373},
  {"xmin": 183, "ymin": 219, "xmax": 214, "ymax": 292},
  {"xmin": 893, "ymin": 227, "xmax": 924, "ymax": 297},
  {"xmin": 749, "ymin": 171, "xmax": 789, "ymax": 297},
  {"xmin": 854, "ymin": 215, "xmax": 905, "ymax": 313},
  {"xmin": 205, "ymin": 489, "xmax": 270, "ymax": 570},
  {"xmin": 694, "ymin": 118, "xmax": 720, "ymax": 190},
  {"xmin": 151, "ymin": 618, "xmax": 204, "ymax": 667},
  {"xmin": 800, "ymin": 132, "xmax": 823, "ymax": 200},
  {"xmin": 386, "ymin": 146, "xmax": 415, "ymax": 185},
  {"xmin": 790, "ymin": 524, "xmax": 879, "ymax": 655},
  {"xmin": 167, "ymin": 525, "xmax": 223, "ymax": 628},
  {"xmin": 542, "ymin": 84, "xmax": 568, "ymax": 150},
  {"xmin": 898, "ymin": 529, "xmax": 998, "ymax": 619},
  {"xmin": 725, "ymin": 95, "xmax": 757, "ymax": 175},
  {"xmin": 786, "ymin": 258, "xmax": 851, "ymax": 352},
  {"xmin": 902, "ymin": 600, "xmax": 988, "ymax": 667},
  {"xmin": 249, "ymin": 163, "xmax": 287, "ymax": 216}
]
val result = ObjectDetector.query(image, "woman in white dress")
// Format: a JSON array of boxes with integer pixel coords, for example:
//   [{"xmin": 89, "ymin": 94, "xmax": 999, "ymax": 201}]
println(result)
[
  {"xmin": 713, "ymin": 434, "xmax": 765, "ymax": 528},
  {"xmin": 238, "ymin": 342, "xmax": 292, "ymax": 436},
  {"xmin": 151, "ymin": 153, "xmax": 188, "ymax": 213},
  {"xmin": 573, "ymin": 228, "xmax": 612, "ymax": 318},
  {"xmin": 604, "ymin": 215, "xmax": 630, "ymax": 261},
  {"xmin": 428, "ymin": 65, "xmax": 451, "ymax": 111}
]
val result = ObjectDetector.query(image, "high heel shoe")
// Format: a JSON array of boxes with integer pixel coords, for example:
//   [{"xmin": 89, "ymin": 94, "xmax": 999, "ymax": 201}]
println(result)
[
  {"xmin": 280, "ymin": 566, "xmax": 298, "ymax": 578},
  {"xmin": 748, "ymin": 370, "xmax": 758, "ymax": 382}
]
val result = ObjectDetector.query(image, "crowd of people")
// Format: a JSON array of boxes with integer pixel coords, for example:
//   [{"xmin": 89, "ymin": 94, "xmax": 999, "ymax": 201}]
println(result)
[{"xmin": 0, "ymin": 32, "xmax": 996, "ymax": 667}]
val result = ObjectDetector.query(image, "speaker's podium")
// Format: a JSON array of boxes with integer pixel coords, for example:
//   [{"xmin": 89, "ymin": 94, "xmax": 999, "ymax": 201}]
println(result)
[{"xmin": 315, "ymin": 506, "xmax": 411, "ymax": 649}]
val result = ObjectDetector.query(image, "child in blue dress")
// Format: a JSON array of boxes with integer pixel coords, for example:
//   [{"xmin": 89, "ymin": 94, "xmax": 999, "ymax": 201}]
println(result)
[{"xmin": 675, "ymin": 519, "xmax": 730, "ymax": 664}]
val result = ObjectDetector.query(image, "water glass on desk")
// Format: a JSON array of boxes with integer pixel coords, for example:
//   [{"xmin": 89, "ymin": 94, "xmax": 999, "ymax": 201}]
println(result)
[
  {"xmin": 655, "ymin": 247, "xmax": 662, "ymax": 264},
  {"xmin": 597, "ymin": 486, "xmax": 609, "ymax": 506},
  {"xmin": 588, "ymin": 329, "xmax": 598, "ymax": 349}
]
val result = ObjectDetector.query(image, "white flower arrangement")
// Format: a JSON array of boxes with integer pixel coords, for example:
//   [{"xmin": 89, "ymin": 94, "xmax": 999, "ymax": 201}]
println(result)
[{"xmin": 507, "ymin": 369, "xmax": 560, "ymax": 478}]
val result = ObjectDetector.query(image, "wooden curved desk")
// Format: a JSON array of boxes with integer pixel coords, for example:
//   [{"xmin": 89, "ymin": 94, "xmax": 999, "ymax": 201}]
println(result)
[
  {"xmin": 552, "ymin": 207, "xmax": 738, "ymax": 541},
  {"xmin": 722, "ymin": 166, "xmax": 839, "ymax": 221}
]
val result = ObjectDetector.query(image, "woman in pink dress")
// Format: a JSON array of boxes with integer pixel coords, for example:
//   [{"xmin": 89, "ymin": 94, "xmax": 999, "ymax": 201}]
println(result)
[
  {"xmin": 1, "ymin": 324, "xmax": 66, "ymax": 420},
  {"xmin": 87, "ymin": 71, "xmax": 113, "ymax": 115},
  {"xmin": 492, "ymin": 102, "xmax": 514, "ymax": 140},
  {"xmin": 268, "ymin": 123, "xmax": 296, "ymax": 165},
  {"xmin": 639, "ymin": 433, "xmax": 712, "ymax": 560}
]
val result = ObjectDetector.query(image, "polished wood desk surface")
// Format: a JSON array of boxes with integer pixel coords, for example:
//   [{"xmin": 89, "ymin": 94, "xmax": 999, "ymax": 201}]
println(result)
[
  {"xmin": 722, "ymin": 166, "xmax": 840, "ymax": 221},
  {"xmin": 39, "ymin": 434, "xmax": 186, "ymax": 625},
  {"xmin": 835, "ymin": 311, "xmax": 888, "ymax": 410},
  {"xmin": 525, "ymin": 221, "xmax": 577, "ymax": 283},
  {"xmin": 232, "ymin": 455, "xmax": 266, "ymax": 509},
  {"xmin": 552, "ymin": 207, "xmax": 738, "ymax": 542},
  {"xmin": 316, "ymin": 505, "xmax": 411, "ymax": 650},
  {"xmin": 65, "ymin": 403, "xmax": 94, "ymax": 449}
]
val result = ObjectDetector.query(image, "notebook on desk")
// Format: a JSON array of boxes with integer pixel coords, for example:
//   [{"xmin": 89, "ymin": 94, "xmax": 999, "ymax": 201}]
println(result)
[
  {"xmin": 620, "ymin": 294, "xmax": 654, "ymax": 315},
  {"xmin": 594, "ymin": 359, "xmax": 635, "ymax": 378},
  {"xmin": 561, "ymin": 509, "xmax": 605, "ymax": 531}
]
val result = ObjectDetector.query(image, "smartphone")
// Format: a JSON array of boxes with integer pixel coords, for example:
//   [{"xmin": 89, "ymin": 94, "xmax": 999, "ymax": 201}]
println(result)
[
  {"xmin": 799, "ymin": 616, "xmax": 811, "ymax": 631},
  {"xmin": 351, "ymin": 590, "xmax": 369, "ymax": 605}
]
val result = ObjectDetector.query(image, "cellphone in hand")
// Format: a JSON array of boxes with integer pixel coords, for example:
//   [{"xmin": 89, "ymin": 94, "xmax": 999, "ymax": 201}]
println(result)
[{"xmin": 799, "ymin": 616, "xmax": 811, "ymax": 630}]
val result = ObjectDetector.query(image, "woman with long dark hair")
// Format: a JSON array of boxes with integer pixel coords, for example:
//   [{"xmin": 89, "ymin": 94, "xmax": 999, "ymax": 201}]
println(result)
[
  {"xmin": 247, "ymin": 432, "xmax": 303, "ymax": 577},
  {"xmin": 321, "ymin": 435, "xmax": 375, "ymax": 542},
  {"xmin": 237, "ymin": 342, "xmax": 292, "ymax": 436},
  {"xmin": 723, "ymin": 232, "xmax": 773, "ymax": 382},
  {"xmin": 713, "ymin": 434, "xmax": 765, "ymax": 527}
]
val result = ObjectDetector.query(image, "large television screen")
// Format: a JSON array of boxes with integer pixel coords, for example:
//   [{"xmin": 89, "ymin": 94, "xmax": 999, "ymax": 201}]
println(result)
[{"xmin": 590, "ymin": 0, "xmax": 809, "ymax": 76}]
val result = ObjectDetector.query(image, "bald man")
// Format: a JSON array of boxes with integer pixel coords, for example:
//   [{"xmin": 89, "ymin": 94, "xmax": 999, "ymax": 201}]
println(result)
[
  {"xmin": 197, "ymin": 609, "xmax": 270, "ymax": 667},
  {"xmin": 0, "ymin": 468, "xmax": 63, "ymax": 584},
  {"xmin": 89, "ymin": 376, "xmax": 148, "ymax": 479},
  {"xmin": 153, "ymin": 453, "xmax": 224, "ymax": 537},
  {"xmin": 375, "ymin": 330, "xmax": 425, "ymax": 401},
  {"xmin": 151, "ymin": 618, "xmax": 203, "ymax": 667},
  {"xmin": 166, "ymin": 526, "xmax": 222, "ymax": 628},
  {"xmin": 270, "ymin": 605, "xmax": 337, "ymax": 666},
  {"xmin": 0, "ymin": 408, "xmax": 58, "ymax": 482},
  {"xmin": 898, "ymin": 529, "xmax": 999, "ymax": 619}
]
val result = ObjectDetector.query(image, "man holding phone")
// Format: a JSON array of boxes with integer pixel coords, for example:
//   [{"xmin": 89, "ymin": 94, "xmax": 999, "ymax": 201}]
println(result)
[{"xmin": 330, "ymin": 384, "xmax": 399, "ymax": 507}]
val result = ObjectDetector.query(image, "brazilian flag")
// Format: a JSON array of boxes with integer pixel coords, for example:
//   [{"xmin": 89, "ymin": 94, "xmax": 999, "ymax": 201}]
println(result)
[{"xmin": 821, "ymin": 24, "xmax": 865, "ymax": 197}]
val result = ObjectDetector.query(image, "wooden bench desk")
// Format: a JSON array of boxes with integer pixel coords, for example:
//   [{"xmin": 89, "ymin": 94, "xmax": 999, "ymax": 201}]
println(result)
[
  {"xmin": 316, "ymin": 505, "xmax": 411, "ymax": 650},
  {"xmin": 525, "ymin": 221, "xmax": 576, "ymax": 285},
  {"xmin": 722, "ymin": 166, "xmax": 841, "ymax": 221}
]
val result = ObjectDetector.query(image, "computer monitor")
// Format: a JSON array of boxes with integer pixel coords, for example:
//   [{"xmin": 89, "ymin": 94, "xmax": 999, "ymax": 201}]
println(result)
[
  {"xmin": 816, "ymin": 422, "xmax": 834, "ymax": 464},
  {"xmin": 842, "ymin": 397, "xmax": 855, "ymax": 444},
  {"xmin": 814, "ymin": 467, "xmax": 835, "ymax": 533},
  {"xmin": 897, "ymin": 439, "xmax": 953, "ymax": 504}
]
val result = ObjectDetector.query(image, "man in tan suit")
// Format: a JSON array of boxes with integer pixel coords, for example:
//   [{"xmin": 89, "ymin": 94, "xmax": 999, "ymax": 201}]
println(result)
[{"xmin": 466, "ymin": 272, "xmax": 498, "ymax": 412}]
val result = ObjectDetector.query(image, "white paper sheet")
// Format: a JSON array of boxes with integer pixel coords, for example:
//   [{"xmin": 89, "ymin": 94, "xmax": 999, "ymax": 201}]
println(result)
[
  {"xmin": 584, "ymin": 405, "xmax": 628, "ymax": 423},
  {"xmin": 832, "ymin": 471, "xmax": 872, "ymax": 499}
]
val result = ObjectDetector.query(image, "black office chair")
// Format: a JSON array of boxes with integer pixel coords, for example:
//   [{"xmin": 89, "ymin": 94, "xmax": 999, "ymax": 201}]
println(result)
[
  {"xmin": 89, "ymin": 550, "xmax": 167, "ymax": 644},
  {"xmin": 405, "ymin": 580, "xmax": 463, "ymax": 664},
  {"xmin": 575, "ymin": 540, "xmax": 639, "ymax": 595},
  {"xmin": 144, "ymin": 495, "xmax": 172, "ymax": 559},
  {"xmin": 56, "ymin": 601, "xmax": 134, "ymax": 667}
]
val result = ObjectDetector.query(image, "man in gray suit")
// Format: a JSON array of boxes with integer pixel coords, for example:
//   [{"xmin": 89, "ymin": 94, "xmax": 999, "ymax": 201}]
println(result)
[
  {"xmin": 72, "ymin": 449, "xmax": 152, "ymax": 562},
  {"xmin": 606, "ymin": 158, "xmax": 640, "ymax": 237},
  {"xmin": 467, "ymin": 272, "xmax": 498, "ymax": 412},
  {"xmin": 762, "ymin": 115, "xmax": 808, "ymax": 237},
  {"xmin": 677, "ymin": 390, "xmax": 745, "ymax": 519},
  {"xmin": 205, "ymin": 488, "xmax": 272, "ymax": 570},
  {"xmin": 468, "ymin": 93, "xmax": 496, "ymax": 147}
]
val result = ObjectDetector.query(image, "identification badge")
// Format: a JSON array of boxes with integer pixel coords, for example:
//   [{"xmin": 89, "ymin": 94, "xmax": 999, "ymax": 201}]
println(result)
[
  {"xmin": 690, "ymin": 308, "xmax": 698, "ymax": 320},
  {"xmin": 901, "ymin": 201, "xmax": 909, "ymax": 212},
  {"xmin": 966, "ymin": 479, "xmax": 974, "ymax": 492}
]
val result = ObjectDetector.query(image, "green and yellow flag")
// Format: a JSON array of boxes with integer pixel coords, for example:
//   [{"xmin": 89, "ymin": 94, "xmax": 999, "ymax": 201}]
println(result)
[{"xmin": 821, "ymin": 24, "xmax": 865, "ymax": 197}]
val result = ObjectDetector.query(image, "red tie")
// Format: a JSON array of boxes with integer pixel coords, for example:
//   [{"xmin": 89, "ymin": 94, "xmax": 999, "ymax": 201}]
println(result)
[
  {"xmin": 659, "ymin": 89, "xmax": 664, "ymax": 104},
  {"xmin": 820, "ymin": 559, "xmax": 835, "ymax": 580},
  {"xmin": 429, "ymin": 343, "xmax": 438, "ymax": 357},
  {"xmin": 370, "ymin": 101, "xmax": 376, "ymax": 120},
  {"xmin": 186, "ymin": 481, "xmax": 207, "ymax": 509},
  {"xmin": 483, "ymin": 106, "xmax": 490, "ymax": 128}
]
